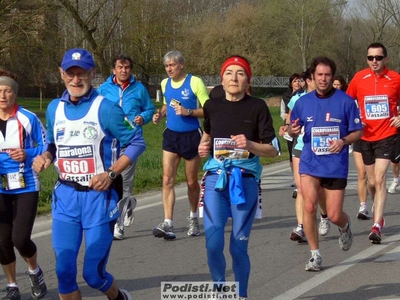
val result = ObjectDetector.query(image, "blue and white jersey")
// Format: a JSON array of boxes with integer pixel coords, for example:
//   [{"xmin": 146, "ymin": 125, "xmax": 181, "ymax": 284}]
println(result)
[
  {"xmin": 291, "ymin": 89, "xmax": 362, "ymax": 178},
  {"xmin": 53, "ymin": 96, "xmax": 111, "ymax": 186},
  {"xmin": 0, "ymin": 105, "xmax": 46, "ymax": 194},
  {"xmin": 45, "ymin": 88, "xmax": 146, "ymax": 184}
]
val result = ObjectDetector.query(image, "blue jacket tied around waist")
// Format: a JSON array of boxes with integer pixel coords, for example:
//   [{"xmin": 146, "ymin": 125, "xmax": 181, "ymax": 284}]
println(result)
[{"xmin": 203, "ymin": 156, "xmax": 261, "ymax": 205}]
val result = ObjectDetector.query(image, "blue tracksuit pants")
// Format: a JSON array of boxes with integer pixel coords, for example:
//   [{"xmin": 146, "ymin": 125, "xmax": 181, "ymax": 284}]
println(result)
[{"xmin": 203, "ymin": 173, "xmax": 258, "ymax": 298}]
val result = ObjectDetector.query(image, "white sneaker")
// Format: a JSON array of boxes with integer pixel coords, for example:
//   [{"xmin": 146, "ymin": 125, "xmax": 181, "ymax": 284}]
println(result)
[
  {"xmin": 120, "ymin": 289, "xmax": 132, "ymax": 300},
  {"xmin": 289, "ymin": 226, "xmax": 307, "ymax": 243},
  {"xmin": 388, "ymin": 180, "xmax": 399, "ymax": 194},
  {"xmin": 357, "ymin": 206, "xmax": 370, "ymax": 220},
  {"xmin": 123, "ymin": 196, "xmax": 137, "ymax": 227},
  {"xmin": 114, "ymin": 223, "xmax": 125, "ymax": 240},
  {"xmin": 305, "ymin": 254, "xmax": 322, "ymax": 272},
  {"xmin": 187, "ymin": 216, "xmax": 200, "ymax": 236},
  {"xmin": 339, "ymin": 223, "xmax": 353, "ymax": 251},
  {"xmin": 319, "ymin": 218, "xmax": 330, "ymax": 236},
  {"xmin": 153, "ymin": 221, "xmax": 176, "ymax": 239}
]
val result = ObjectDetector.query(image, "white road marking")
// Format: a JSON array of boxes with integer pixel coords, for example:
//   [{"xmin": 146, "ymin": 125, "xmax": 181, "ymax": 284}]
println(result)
[
  {"xmin": 31, "ymin": 195, "xmax": 189, "ymax": 239},
  {"xmin": 375, "ymin": 246, "xmax": 400, "ymax": 262},
  {"xmin": 271, "ymin": 232, "xmax": 400, "ymax": 300}
]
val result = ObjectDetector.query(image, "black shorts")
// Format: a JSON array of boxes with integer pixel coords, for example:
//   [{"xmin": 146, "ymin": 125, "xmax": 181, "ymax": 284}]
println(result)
[
  {"xmin": 286, "ymin": 140, "xmax": 293, "ymax": 163},
  {"xmin": 320, "ymin": 177, "xmax": 347, "ymax": 190},
  {"xmin": 360, "ymin": 135, "xmax": 397, "ymax": 165},
  {"xmin": 391, "ymin": 133, "xmax": 400, "ymax": 163},
  {"xmin": 162, "ymin": 128, "xmax": 202, "ymax": 160},
  {"xmin": 352, "ymin": 139, "xmax": 362, "ymax": 153}
]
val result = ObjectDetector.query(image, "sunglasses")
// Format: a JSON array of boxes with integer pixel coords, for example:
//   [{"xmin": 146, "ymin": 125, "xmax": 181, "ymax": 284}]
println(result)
[{"xmin": 367, "ymin": 55, "xmax": 385, "ymax": 61}]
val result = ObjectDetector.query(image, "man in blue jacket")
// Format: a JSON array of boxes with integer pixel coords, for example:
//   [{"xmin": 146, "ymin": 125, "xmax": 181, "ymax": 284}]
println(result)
[{"xmin": 98, "ymin": 55, "xmax": 155, "ymax": 239}]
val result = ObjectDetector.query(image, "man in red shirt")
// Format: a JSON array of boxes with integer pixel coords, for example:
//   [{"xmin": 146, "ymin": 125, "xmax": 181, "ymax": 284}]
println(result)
[{"xmin": 347, "ymin": 42, "xmax": 400, "ymax": 244}]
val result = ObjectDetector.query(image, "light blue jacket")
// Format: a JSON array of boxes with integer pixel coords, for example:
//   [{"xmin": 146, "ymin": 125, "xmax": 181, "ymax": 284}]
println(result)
[{"xmin": 97, "ymin": 75, "xmax": 155, "ymax": 133}]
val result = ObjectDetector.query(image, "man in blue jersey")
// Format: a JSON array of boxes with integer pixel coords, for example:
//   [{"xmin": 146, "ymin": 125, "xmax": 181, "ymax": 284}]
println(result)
[
  {"xmin": 289, "ymin": 57, "xmax": 363, "ymax": 271},
  {"xmin": 33, "ymin": 48, "xmax": 145, "ymax": 299},
  {"xmin": 152, "ymin": 50, "xmax": 209, "ymax": 239},
  {"xmin": 98, "ymin": 55, "xmax": 155, "ymax": 240}
]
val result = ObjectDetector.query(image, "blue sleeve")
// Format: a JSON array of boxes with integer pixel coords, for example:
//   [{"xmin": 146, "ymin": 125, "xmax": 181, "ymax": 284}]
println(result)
[
  {"xmin": 121, "ymin": 131, "xmax": 146, "ymax": 163},
  {"xmin": 288, "ymin": 94, "xmax": 300, "ymax": 111},
  {"xmin": 290, "ymin": 103, "xmax": 299, "ymax": 124},
  {"xmin": 137, "ymin": 85, "xmax": 155, "ymax": 125},
  {"xmin": 25, "ymin": 114, "xmax": 47, "ymax": 160},
  {"xmin": 290, "ymin": 98, "xmax": 305, "ymax": 127},
  {"xmin": 45, "ymin": 99, "xmax": 59, "ymax": 145},
  {"xmin": 100, "ymin": 101, "xmax": 146, "ymax": 163},
  {"xmin": 347, "ymin": 98, "xmax": 363, "ymax": 132}
]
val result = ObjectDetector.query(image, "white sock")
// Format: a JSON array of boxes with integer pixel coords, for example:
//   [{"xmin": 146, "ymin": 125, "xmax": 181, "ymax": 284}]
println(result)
[
  {"xmin": 311, "ymin": 249, "xmax": 321, "ymax": 257},
  {"xmin": 373, "ymin": 222, "xmax": 381, "ymax": 229},
  {"xmin": 7, "ymin": 283, "xmax": 17, "ymax": 288},
  {"xmin": 360, "ymin": 202, "xmax": 366, "ymax": 208},
  {"xmin": 29, "ymin": 266, "xmax": 40, "ymax": 274},
  {"xmin": 340, "ymin": 222, "xmax": 349, "ymax": 233},
  {"xmin": 164, "ymin": 219, "xmax": 173, "ymax": 227},
  {"xmin": 394, "ymin": 177, "xmax": 399, "ymax": 183},
  {"xmin": 190, "ymin": 211, "xmax": 198, "ymax": 218}
]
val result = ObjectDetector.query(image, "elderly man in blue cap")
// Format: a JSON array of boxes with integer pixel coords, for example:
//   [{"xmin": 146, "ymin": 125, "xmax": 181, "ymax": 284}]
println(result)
[{"xmin": 33, "ymin": 48, "xmax": 145, "ymax": 300}]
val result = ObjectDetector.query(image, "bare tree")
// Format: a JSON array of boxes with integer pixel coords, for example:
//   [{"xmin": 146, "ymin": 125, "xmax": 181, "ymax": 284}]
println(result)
[
  {"xmin": 0, "ymin": 0, "xmax": 60, "ymax": 102},
  {"xmin": 55, "ymin": 0, "xmax": 129, "ymax": 79},
  {"xmin": 349, "ymin": 0, "xmax": 400, "ymax": 72}
]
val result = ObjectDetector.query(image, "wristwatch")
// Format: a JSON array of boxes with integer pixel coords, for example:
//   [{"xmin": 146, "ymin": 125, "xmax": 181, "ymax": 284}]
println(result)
[
  {"xmin": 187, "ymin": 109, "xmax": 193, "ymax": 116},
  {"xmin": 341, "ymin": 138, "xmax": 348, "ymax": 146},
  {"xmin": 107, "ymin": 169, "xmax": 117, "ymax": 180}
]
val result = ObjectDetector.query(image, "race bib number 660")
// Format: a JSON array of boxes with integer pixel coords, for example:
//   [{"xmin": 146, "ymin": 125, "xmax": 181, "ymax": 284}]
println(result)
[{"xmin": 57, "ymin": 145, "xmax": 96, "ymax": 182}]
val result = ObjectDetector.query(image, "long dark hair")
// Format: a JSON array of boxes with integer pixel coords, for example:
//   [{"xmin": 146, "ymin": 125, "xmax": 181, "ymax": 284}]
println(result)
[
  {"xmin": 288, "ymin": 73, "xmax": 301, "ymax": 92},
  {"xmin": 333, "ymin": 75, "xmax": 347, "ymax": 91}
]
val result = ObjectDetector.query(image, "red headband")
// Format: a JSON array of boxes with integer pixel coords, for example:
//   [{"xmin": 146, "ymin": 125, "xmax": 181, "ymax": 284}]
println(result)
[{"xmin": 220, "ymin": 56, "xmax": 252, "ymax": 83}]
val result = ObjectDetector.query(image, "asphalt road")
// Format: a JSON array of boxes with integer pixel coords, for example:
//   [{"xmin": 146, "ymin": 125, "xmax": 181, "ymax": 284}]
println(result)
[{"xmin": 4, "ymin": 156, "xmax": 400, "ymax": 300}]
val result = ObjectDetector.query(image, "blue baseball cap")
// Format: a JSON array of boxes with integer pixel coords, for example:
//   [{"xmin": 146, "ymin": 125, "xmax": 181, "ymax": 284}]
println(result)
[{"xmin": 61, "ymin": 48, "xmax": 95, "ymax": 71}]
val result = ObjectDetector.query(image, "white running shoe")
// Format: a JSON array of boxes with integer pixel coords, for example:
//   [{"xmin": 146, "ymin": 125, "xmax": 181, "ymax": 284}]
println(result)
[
  {"xmin": 123, "ymin": 196, "xmax": 137, "ymax": 227},
  {"xmin": 153, "ymin": 221, "xmax": 176, "ymax": 240},
  {"xmin": 187, "ymin": 217, "xmax": 200, "ymax": 236},
  {"xmin": 388, "ymin": 180, "xmax": 399, "ymax": 194},
  {"xmin": 305, "ymin": 254, "xmax": 322, "ymax": 272},
  {"xmin": 339, "ymin": 225, "xmax": 353, "ymax": 251},
  {"xmin": 114, "ymin": 223, "xmax": 125, "ymax": 240},
  {"xmin": 357, "ymin": 206, "xmax": 370, "ymax": 220},
  {"xmin": 289, "ymin": 226, "xmax": 307, "ymax": 243},
  {"xmin": 120, "ymin": 289, "xmax": 132, "ymax": 300},
  {"xmin": 319, "ymin": 218, "xmax": 330, "ymax": 236}
]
